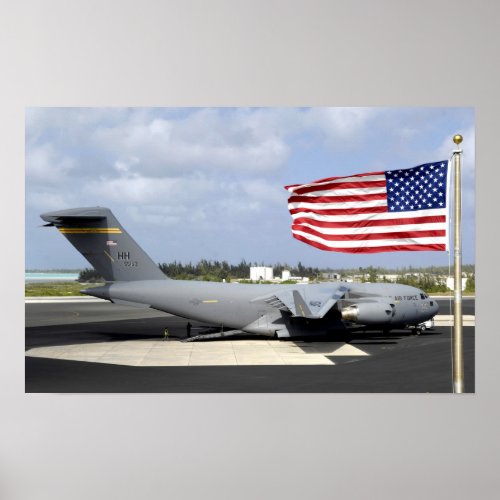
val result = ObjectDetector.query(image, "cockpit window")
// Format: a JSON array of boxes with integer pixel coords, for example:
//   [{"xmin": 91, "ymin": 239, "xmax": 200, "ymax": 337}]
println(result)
[{"xmin": 420, "ymin": 293, "xmax": 426, "ymax": 300}]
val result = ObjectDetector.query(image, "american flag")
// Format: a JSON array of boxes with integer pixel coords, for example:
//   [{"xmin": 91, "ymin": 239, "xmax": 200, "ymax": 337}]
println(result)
[{"xmin": 285, "ymin": 161, "xmax": 450, "ymax": 253}]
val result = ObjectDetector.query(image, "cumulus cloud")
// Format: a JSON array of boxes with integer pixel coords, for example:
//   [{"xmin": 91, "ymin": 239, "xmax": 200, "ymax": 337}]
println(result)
[
  {"xmin": 26, "ymin": 191, "xmax": 74, "ymax": 212},
  {"xmin": 83, "ymin": 175, "xmax": 179, "ymax": 204},
  {"xmin": 26, "ymin": 107, "xmax": 377, "ymax": 182},
  {"xmin": 306, "ymin": 107, "xmax": 376, "ymax": 140},
  {"xmin": 25, "ymin": 143, "xmax": 75, "ymax": 186},
  {"xmin": 90, "ymin": 108, "xmax": 293, "ymax": 176}
]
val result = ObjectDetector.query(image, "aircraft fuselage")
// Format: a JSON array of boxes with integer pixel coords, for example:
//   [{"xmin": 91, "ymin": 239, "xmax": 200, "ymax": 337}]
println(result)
[{"xmin": 83, "ymin": 280, "xmax": 438, "ymax": 338}]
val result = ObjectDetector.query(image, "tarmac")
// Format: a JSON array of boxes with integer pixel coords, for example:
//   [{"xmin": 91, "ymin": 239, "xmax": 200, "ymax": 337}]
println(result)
[{"xmin": 25, "ymin": 297, "xmax": 475, "ymax": 393}]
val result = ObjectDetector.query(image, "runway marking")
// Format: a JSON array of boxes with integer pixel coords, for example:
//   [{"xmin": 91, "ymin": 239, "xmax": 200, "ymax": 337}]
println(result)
[
  {"xmin": 24, "ymin": 340, "xmax": 371, "ymax": 367},
  {"xmin": 25, "ymin": 297, "xmax": 107, "ymax": 303}
]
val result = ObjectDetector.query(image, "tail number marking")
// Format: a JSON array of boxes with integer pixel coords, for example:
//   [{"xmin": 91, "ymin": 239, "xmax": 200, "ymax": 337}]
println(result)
[{"xmin": 117, "ymin": 251, "xmax": 138, "ymax": 267}]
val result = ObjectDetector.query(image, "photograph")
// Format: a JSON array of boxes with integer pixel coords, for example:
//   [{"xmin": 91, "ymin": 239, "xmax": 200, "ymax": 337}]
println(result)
[{"xmin": 25, "ymin": 107, "xmax": 475, "ymax": 393}]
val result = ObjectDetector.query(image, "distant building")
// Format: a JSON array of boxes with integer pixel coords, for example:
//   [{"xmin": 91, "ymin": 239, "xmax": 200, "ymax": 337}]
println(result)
[
  {"xmin": 379, "ymin": 274, "xmax": 399, "ymax": 282},
  {"xmin": 321, "ymin": 272, "xmax": 341, "ymax": 280},
  {"xmin": 250, "ymin": 266, "xmax": 274, "ymax": 281},
  {"xmin": 282, "ymin": 270, "xmax": 291, "ymax": 281}
]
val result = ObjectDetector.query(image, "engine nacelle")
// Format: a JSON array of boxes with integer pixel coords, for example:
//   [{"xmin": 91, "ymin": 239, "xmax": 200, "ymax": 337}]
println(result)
[{"xmin": 341, "ymin": 302, "xmax": 394, "ymax": 325}]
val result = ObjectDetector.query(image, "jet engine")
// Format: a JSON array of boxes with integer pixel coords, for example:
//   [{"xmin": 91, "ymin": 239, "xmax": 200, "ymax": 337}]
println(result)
[{"xmin": 340, "ymin": 303, "xmax": 394, "ymax": 325}]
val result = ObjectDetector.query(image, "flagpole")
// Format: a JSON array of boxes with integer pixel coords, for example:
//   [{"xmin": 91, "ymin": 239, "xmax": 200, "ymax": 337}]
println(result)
[{"xmin": 452, "ymin": 134, "xmax": 464, "ymax": 393}]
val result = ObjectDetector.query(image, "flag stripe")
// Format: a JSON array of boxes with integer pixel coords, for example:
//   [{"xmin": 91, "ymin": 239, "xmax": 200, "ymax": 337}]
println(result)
[
  {"xmin": 292, "ymin": 214, "xmax": 446, "ymax": 228},
  {"xmin": 291, "ymin": 180, "xmax": 387, "ymax": 195},
  {"xmin": 293, "ymin": 222, "xmax": 446, "ymax": 235},
  {"xmin": 288, "ymin": 192, "xmax": 387, "ymax": 204},
  {"xmin": 292, "ymin": 186, "xmax": 388, "ymax": 197},
  {"xmin": 284, "ymin": 172, "xmax": 385, "ymax": 192},
  {"xmin": 289, "ymin": 206, "xmax": 388, "ymax": 216},
  {"xmin": 292, "ymin": 233, "xmax": 446, "ymax": 253},
  {"xmin": 290, "ymin": 207, "xmax": 447, "ymax": 221},
  {"xmin": 291, "ymin": 229, "xmax": 447, "ymax": 247},
  {"xmin": 288, "ymin": 199, "xmax": 388, "ymax": 210},
  {"xmin": 292, "ymin": 224, "xmax": 446, "ymax": 241}
]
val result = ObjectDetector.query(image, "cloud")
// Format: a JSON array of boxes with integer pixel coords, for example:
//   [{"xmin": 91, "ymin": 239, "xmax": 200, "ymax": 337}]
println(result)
[
  {"xmin": 25, "ymin": 107, "xmax": 377, "ymax": 182},
  {"xmin": 83, "ymin": 175, "xmax": 179, "ymax": 204},
  {"xmin": 305, "ymin": 107, "xmax": 377, "ymax": 146},
  {"xmin": 26, "ymin": 191, "xmax": 73, "ymax": 212},
  {"xmin": 91, "ymin": 108, "xmax": 292, "ymax": 176},
  {"xmin": 25, "ymin": 143, "xmax": 75, "ymax": 186}
]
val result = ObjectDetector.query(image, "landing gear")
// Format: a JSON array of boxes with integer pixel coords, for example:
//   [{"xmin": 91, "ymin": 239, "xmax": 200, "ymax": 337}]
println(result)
[
  {"xmin": 414, "ymin": 326, "xmax": 425, "ymax": 335},
  {"xmin": 408, "ymin": 324, "xmax": 425, "ymax": 335}
]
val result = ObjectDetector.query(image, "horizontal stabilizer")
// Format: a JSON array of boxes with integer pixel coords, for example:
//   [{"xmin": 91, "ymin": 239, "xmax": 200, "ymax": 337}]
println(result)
[{"xmin": 40, "ymin": 207, "xmax": 107, "ymax": 225}]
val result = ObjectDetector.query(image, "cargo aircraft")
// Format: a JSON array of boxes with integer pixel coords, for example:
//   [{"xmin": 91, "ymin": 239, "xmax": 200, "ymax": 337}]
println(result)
[{"xmin": 41, "ymin": 207, "xmax": 438, "ymax": 339}]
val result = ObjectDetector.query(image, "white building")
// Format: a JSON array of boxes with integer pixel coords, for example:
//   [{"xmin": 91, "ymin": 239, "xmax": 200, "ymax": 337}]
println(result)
[
  {"xmin": 321, "ymin": 272, "xmax": 341, "ymax": 280},
  {"xmin": 282, "ymin": 270, "xmax": 291, "ymax": 281},
  {"xmin": 379, "ymin": 274, "xmax": 399, "ymax": 283},
  {"xmin": 250, "ymin": 266, "xmax": 274, "ymax": 281}
]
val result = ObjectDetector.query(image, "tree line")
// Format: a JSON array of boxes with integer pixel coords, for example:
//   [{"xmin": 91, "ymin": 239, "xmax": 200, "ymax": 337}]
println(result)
[
  {"xmin": 77, "ymin": 261, "xmax": 475, "ymax": 292},
  {"xmin": 158, "ymin": 260, "xmax": 322, "ymax": 282},
  {"xmin": 77, "ymin": 260, "xmax": 322, "ymax": 283}
]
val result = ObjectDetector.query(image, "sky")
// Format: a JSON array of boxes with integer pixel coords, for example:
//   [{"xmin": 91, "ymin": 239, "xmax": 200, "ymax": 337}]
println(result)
[{"xmin": 25, "ymin": 107, "xmax": 475, "ymax": 270}]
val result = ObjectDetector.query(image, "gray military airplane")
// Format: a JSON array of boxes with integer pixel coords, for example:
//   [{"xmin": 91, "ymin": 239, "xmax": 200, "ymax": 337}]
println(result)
[{"xmin": 40, "ymin": 207, "xmax": 439, "ymax": 339}]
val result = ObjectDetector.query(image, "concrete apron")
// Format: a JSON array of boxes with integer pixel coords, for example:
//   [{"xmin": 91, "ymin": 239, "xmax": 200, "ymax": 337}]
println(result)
[{"xmin": 25, "ymin": 339, "xmax": 371, "ymax": 367}]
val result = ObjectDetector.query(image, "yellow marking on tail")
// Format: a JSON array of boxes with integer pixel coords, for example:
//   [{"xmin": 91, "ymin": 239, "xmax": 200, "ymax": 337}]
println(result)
[
  {"xmin": 59, "ymin": 227, "xmax": 122, "ymax": 234},
  {"xmin": 104, "ymin": 250, "xmax": 115, "ymax": 262}
]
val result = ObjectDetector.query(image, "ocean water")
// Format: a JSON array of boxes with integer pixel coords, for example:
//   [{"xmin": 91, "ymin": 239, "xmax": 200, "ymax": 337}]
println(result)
[{"xmin": 25, "ymin": 272, "xmax": 80, "ymax": 283}]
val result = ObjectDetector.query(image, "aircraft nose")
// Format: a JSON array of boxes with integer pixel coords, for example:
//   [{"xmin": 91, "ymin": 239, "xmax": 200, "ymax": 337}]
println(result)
[{"xmin": 430, "ymin": 299, "xmax": 439, "ymax": 315}]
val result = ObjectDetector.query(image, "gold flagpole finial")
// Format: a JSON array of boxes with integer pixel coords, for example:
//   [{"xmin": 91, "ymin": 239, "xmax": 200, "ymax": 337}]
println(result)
[{"xmin": 453, "ymin": 134, "xmax": 463, "ymax": 145}]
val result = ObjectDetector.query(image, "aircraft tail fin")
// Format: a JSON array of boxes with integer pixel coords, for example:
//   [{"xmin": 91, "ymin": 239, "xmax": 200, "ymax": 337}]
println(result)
[{"xmin": 40, "ymin": 207, "xmax": 167, "ymax": 282}]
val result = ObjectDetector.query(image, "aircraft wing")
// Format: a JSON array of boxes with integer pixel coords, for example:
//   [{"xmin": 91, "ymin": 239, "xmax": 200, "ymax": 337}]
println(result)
[{"xmin": 253, "ymin": 284, "xmax": 349, "ymax": 319}]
